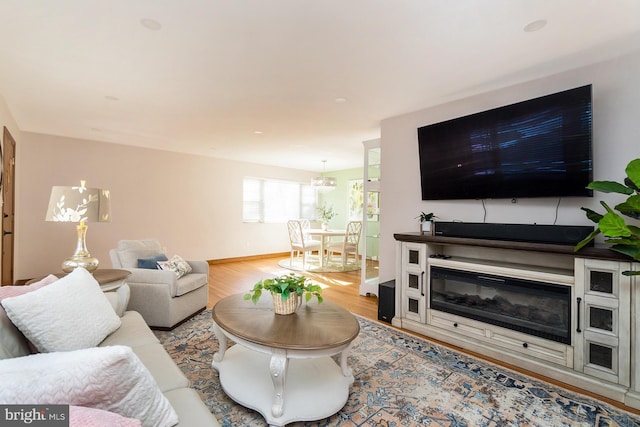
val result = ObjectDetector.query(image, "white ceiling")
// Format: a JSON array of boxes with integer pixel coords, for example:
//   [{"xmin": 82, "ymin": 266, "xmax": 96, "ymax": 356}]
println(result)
[{"xmin": 1, "ymin": 1, "xmax": 640, "ymax": 172}]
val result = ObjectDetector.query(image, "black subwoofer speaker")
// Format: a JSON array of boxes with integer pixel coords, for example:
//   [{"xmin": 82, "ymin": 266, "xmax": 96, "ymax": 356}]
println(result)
[{"xmin": 378, "ymin": 280, "xmax": 395, "ymax": 324}]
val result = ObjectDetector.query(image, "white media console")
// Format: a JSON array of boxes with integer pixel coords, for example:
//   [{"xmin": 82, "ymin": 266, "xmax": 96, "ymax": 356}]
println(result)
[{"xmin": 393, "ymin": 232, "xmax": 640, "ymax": 409}]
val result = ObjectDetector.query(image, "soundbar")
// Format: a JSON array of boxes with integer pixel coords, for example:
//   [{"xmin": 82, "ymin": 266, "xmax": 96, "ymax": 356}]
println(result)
[{"xmin": 433, "ymin": 222, "xmax": 594, "ymax": 246}]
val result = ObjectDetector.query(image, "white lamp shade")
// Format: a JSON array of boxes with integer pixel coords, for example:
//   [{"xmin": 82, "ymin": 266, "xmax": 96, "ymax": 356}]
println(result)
[{"xmin": 45, "ymin": 184, "xmax": 111, "ymax": 223}]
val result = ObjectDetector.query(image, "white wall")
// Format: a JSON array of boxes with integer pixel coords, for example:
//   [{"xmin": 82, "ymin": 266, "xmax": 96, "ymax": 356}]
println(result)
[
  {"xmin": 0, "ymin": 97, "xmax": 20, "ymax": 145},
  {"xmin": 16, "ymin": 132, "xmax": 316, "ymax": 280},
  {"xmin": 319, "ymin": 167, "xmax": 364, "ymax": 227},
  {"xmin": 379, "ymin": 51, "xmax": 640, "ymax": 283}
]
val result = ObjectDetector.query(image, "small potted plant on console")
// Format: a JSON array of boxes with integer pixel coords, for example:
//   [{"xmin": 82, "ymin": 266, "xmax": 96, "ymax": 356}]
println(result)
[
  {"xmin": 417, "ymin": 211, "xmax": 437, "ymax": 235},
  {"xmin": 243, "ymin": 273, "xmax": 324, "ymax": 315}
]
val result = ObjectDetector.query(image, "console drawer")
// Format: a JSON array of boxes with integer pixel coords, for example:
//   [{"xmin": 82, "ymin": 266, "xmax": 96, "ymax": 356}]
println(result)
[
  {"xmin": 429, "ymin": 310, "xmax": 485, "ymax": 339},
  {"xmin": 429, "ymin": 309, "xmax": 572, "ymax": 367},
  {"xmin": 489, "ymin": 329, "xmax": 572, "ymax": 367}
]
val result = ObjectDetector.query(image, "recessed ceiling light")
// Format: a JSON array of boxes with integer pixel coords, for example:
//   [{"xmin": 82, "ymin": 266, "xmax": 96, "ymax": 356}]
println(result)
[
  {"xmin": 254, "ymin": 130, "xmax": 263, "ymax": 135},
  {"xmin": 523, "ymin": 19, "xmax": 547, "ymax": 33},
  {"xmin": 335, "ymin": 97, "xmax": 347, "ymax": 103},
  {"xmin": 140, "ymin": 18, "xmax": 162, "ymax": 31}
]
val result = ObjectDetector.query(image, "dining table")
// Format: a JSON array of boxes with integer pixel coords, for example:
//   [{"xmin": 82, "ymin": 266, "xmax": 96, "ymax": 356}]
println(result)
[{"xmin": 305, "ymin": 228, "xmax": 346, "ymax": 268}]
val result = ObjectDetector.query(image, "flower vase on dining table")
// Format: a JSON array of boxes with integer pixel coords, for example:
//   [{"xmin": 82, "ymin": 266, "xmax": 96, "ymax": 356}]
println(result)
[{"xmin": 321, "ymin": 222, "xmax": 329, "ymax": 231}]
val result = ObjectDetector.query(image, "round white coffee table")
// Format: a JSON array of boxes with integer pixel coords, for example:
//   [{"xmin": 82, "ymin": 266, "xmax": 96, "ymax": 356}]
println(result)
[{"xmin": 211, "ymin": 293, "xmax": 360, "ymax": 426}]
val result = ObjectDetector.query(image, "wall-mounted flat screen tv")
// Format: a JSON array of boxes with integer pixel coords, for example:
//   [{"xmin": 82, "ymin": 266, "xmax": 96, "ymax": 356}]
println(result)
[{"xmin": 418, "ymin": 85, "xmax": 593, "ymax": 200}]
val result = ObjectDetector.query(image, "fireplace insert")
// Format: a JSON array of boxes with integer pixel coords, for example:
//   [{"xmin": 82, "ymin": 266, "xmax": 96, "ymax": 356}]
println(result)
[{"xmin": 430, "ymin": 266, "xmax": 571, "ymax": 344}]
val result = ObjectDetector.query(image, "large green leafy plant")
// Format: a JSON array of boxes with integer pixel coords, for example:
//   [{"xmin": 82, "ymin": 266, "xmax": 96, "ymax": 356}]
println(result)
[
  {"xmin": 244, "ymin": 273, "xmax": 323, "ymax": 304},
  {"xmin": 575, "ymin": 158, "xmax": 640, "ymax": 275}
]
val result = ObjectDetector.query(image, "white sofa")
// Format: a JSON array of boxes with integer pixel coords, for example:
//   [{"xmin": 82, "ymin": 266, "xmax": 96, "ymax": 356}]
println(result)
[
  {"xmin": 109, "ymin": 239, "xmax": 209, "ymax": 329},
  {"xmin": 0, "ymin": 269, "xmax": 220, "ymax": 426}
]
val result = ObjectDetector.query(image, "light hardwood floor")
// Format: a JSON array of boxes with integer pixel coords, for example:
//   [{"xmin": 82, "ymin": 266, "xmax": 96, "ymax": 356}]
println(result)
[
  {"xmin": 206, "ymin": 255, "xmax": 640, "ymax": 416},
  {"xmin": 207, "ymin": 255, "xmax": 379, "ymax": 319}
]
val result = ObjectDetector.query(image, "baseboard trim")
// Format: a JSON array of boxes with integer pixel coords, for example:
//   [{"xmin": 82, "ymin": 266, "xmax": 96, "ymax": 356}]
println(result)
[{"xmin": 208, "ymin": 252, "xmax": 289, "ymax": 265}]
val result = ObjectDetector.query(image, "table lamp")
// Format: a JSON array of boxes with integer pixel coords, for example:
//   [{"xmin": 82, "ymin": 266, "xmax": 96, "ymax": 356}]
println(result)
[{"xmin": 45, "ymin": 180, "xmax": 111, "ymax": 273}]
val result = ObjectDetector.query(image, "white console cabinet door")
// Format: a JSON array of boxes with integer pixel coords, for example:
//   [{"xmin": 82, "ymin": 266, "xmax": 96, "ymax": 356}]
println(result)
[
  {"xmin": 400, "ymin": 242, "xmax": 427, "ymax": 323},
  {"xmin": 629, "ymin": 264, "xmax": 640, "ymax": 407},
  {"xmin": 574, "ymin": 258, "xmax": 631, "ymax": 386}
]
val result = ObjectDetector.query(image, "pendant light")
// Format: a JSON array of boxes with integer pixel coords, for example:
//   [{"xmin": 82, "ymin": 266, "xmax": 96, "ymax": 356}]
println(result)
[{"xmin": 311, "ymin": 160, "xmax": 337, "ymax": 192}]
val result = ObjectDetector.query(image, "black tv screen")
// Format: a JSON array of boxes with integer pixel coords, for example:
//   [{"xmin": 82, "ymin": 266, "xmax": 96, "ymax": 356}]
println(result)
[{"xmin": 418, "ymin": 85, "xmax": 593, "ymax": 200}]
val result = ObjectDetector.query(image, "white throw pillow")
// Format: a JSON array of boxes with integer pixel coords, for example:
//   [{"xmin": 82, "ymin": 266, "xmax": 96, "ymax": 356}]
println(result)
[
  {"xmin": 157, "ymin": 255, "xmax": 192, "ymax": 279},
  {"xmin": 0, "ymin": 346, "xmax": 178, "ymax": 427},
  {"xmin": 2, "ymin": 268, "xmax": 122, "ymax": 352},
  {"xmin": 0, "ymin": 274, "xmax": 60, "ymax": 359}
]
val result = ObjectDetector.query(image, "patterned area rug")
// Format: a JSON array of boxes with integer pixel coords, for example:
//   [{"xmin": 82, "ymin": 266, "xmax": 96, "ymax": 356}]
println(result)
[{"xmin": 155, "ymin": 310, "xmax": 640, "ymax": 426}]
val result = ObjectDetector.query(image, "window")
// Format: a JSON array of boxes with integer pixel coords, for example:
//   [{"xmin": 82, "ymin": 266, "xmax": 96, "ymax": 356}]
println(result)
[{"xmin": 243, "ymin": 177, "xmax": 316, "ymax": 223}]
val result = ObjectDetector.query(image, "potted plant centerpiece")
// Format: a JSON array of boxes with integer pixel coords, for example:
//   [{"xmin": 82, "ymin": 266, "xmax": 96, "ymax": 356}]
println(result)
[
  {"xmin": 317, "ymin": 203, "xmax": 337, "ymax": 231},
  {"xmin": 416, "ymin": 211, "xmax": 437, "ymax": 235},
  {"xmin": 574, "ymin": 158, "xmax": 640, "ymax": 276},
  {"xmin": 243, "ymin": 273, "xmax": 323, "ymax": 314}
]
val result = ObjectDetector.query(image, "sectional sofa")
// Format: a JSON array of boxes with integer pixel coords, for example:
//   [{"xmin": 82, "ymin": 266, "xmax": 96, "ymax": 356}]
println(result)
[{"xmin": 0, "ymin": 267, "xmax": 219, "ymax": 426}]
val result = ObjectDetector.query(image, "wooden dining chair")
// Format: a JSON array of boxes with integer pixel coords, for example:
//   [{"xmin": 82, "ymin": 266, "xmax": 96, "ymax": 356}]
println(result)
[
  {"xmin": 324, "ymin": 221, "xmax": 362, "ymax": 268},
  {"xmin": 287, "ymin": 220, "xmax": 321, "ymax": 268}
]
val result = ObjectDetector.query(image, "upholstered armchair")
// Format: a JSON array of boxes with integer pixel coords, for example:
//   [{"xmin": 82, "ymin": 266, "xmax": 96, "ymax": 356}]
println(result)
[{"xmin": 109, "ymin": 239, "xmax": 208, "ymax": 330}]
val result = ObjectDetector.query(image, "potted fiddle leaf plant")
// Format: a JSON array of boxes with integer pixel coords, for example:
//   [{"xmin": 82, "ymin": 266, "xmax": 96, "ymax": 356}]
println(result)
[
  {"xmin": 574, "ymin": 158, "xmax": 640, "ymax": 276},
  {"xmin": 416, "ymin": 211, "xmax": 437, "ymax": 235},
  {"xmin": 243, "ymin": 273, "xmax": 323, "ymax": 315}
]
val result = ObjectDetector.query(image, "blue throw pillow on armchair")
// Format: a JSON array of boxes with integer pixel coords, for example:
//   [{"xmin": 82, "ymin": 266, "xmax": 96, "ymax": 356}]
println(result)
[{"xmin": 137, "ymin": 254, "xmax": 168, "ymax": 269}]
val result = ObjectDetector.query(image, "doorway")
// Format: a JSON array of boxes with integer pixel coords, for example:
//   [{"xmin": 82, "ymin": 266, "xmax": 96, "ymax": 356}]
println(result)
[{"xmin": 2, "ymin": 127, "xmax": 16, "ymax": 285}]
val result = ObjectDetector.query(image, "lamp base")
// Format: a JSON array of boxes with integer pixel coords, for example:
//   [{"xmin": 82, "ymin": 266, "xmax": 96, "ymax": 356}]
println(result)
[
  {"xmin": 62, "ymin": 256, "xmax": 99, "ymax": 273},
  {"xmin": 61, "ymin": 221, "xmax": 99, "ymax": 273}
]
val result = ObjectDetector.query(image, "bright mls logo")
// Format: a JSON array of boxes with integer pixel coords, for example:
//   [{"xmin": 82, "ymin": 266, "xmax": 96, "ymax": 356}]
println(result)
[{"xmin": 0, "ymin": 405, "xmax": 68, "ymax": 426}]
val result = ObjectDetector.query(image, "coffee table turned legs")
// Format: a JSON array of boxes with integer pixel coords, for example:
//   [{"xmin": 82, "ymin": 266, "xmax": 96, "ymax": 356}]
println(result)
[
  {"xmin": 210, "ymin": 328, "xmax": 356, "ymax": 425},
  {"xmin": 211, "ymin": 322, "xmax": 227, "ymax": 362},
  {"xmin": 340, "ymin": 343, "xmax": 354, "ymax": 379},
  {"xmin": 269, "ymin": 349, "xmax": 288, "ymax": 418},
  {"xmin": 210, "ymin": 296, "xmax": 360, "ymax": 426}
]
